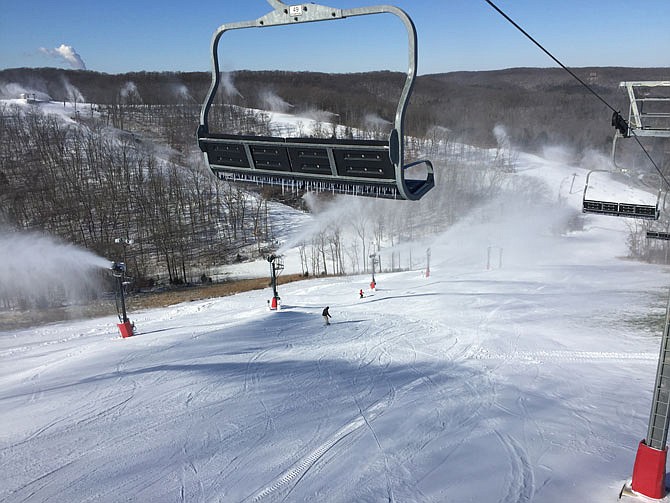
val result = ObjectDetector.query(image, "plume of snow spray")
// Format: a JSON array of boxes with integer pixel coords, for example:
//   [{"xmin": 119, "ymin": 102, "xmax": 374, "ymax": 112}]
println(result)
[
  {"xmin": 579, "ymin": 148, "xmax": 614, "ymax": 171},
  {"xmin": 120, "ymin": 81, "xmax": 142, "ymax": 103},
  {"xmin": 276, "ymin": 193, "xmax": 374, "ymax": 255},
  {"xmin": 493, "ymin": 124, "xmax": 510, "ymax": 150},
  {"xmin": 0, "ymin": 82, "xmax": 52, "ymax": 101},
  {"xmin": 303, "ymin": 109, "xmax": 339, "ymax": 123},
  {"xmin": 172, "ymin": 84, "xmax": 194, "ymax": 103},
  {"xmin": 542, "ymin": 145, "xmax": 576, "ymax": 164},
  {"xmin": 222, "ymin": 72, "xmax": 243, "ymax": 98},
  {"xmin": 0, "ymin": 230, "xmax": 112, "ymax": 308},
  {"xmin": 61, "ymin": 76, "xmax": 86, "ymax": 103},
  {"xmin": 364, "ymin": 113, "xmax": 392, "ymax": 128},
  {"xmin": 259, "ymin": 89, "xmax": 293, "ymax": 113}
]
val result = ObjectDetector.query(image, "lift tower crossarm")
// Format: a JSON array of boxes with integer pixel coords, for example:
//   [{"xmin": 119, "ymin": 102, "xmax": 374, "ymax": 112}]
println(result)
[{"xmin": 619, "ymin": 81, "xmax": 670, "ymax": 136}]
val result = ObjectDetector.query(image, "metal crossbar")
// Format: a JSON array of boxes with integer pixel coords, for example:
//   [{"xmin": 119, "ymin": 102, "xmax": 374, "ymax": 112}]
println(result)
[{"xmin": 620, "ymin": 81, "xmax": 670, "ymax": 136}]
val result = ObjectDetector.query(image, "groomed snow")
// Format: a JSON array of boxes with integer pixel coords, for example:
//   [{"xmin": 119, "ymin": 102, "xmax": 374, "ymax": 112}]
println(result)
[{"xmin": 2, "ymin": 149, "xmax": 670, "ymax": 502}]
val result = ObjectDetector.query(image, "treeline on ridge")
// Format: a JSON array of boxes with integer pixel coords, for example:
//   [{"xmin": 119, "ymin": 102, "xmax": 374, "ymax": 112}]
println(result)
[{"xmin": 2, "ymin": 66, "xmax": 669, "ymax": 152}]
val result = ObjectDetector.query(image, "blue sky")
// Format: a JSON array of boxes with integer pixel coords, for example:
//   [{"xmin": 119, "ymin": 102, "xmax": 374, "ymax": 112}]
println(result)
[{"xmin": 1, "ymin": 0, "xmax": 668, "ymax": 75}]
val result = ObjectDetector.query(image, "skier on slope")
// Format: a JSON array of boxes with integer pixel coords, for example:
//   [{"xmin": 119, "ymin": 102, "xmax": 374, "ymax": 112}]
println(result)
[{"xmin": 322, "ymin": 306, "xmax": 332, "ymax": 325}]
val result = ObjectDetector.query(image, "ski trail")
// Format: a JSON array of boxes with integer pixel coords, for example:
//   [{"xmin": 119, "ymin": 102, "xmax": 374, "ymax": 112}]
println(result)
[
  {"xmin": 495, "ymin": 430, "xmax": 535, "ymax": 503},
  {"xmin": 244, "ymin": 373, "xmax": 415, "ymax": 502},
  {"xmin": 472, "ymin": 349, "xmax": 658, "ymax": 363},
  {"xmin": 243, "ymin": 413, "xmax": 368, "ymax": 502}
]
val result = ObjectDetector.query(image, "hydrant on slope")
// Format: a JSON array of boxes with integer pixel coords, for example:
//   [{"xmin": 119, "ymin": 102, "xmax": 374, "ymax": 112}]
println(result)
[
  {"xmin": 267, "ymin": 254, "xmax": 284, "ymax": 311},
  {"xmin": 111, "ymin": 262, "xmax": 134, "ymax": 338}
]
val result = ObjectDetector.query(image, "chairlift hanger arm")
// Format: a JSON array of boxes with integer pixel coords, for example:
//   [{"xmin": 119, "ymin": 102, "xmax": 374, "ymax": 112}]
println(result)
[
  {"xmin": 198, "ymin": 0, "xmax": 434, "ymax": 201},
  {"xmin": 199, "ymin": 0, "xmax": 417, "ymax": 142}
]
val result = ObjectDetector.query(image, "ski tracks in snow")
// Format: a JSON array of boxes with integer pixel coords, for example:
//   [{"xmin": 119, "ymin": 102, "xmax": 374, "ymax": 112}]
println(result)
[
  {"xmin": 239, "ymin": 305, "xmax": 488, "ymax": 502},
  {"xmin": 472, "ymin": 348, "xmax": 658, "ymax": 364},
  {"xmin": 494, "ymin": 430, "xmax": 535, "ymax": 503}
]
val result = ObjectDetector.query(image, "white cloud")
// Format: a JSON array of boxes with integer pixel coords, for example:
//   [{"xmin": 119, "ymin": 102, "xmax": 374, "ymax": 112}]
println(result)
[{"xmin": 39, "ymin": 44, "xmax": 87, "ymax": 70}]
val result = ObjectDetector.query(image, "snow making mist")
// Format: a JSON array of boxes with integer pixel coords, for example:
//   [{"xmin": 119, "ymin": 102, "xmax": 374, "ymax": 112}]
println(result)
[
  {"xmin": 0, "ymin": 82, "xmax": 52, "ymax": 101},
  {"xmin": 60, "ymin": 76, "xmax": 86, "ymax": 104},
  {"xmin": 493, "ymin": 124, "xmax": 511, "ymax": 151},
  {"xmin": 428, "ymin": 177, "xmax": 579, "ymax": 272},
  {"xmin": 364, "ymin": 113, "xmax": 392, "ymax": 128},
  {"xmin": 172, "ymin": 84, "xmax": 194, "ymax": 103},
  {"xmin": 259, "ymin": 89, "xmax": 293, "ymax": 113},
  {"xmin": 580, "ymin": 148, "xmax": 615, "ymax": 172},
  {"xmin": 0, "ymin": 230, "xmax": 112, "ymax": 310},
  {"xmin": 303, "ymin": 109, "xmax": 338, "ymax": 124},
  {"xmin": 222, "ymin": 72, "xmax": 243, "ymax": 98},
  {"xmin": 120, "ymin": 81, "xmax": 142, "ymax": 104},
  {"xmin": 275, "ymin": 193, "xmax": 375, "ymax": 255}
]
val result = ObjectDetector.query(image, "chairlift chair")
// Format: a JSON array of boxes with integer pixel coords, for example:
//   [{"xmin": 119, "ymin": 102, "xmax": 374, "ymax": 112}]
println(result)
[
  {"xmin": 197, "ymin": 0, "xmax": 434, "ymax": 201},
  {"xmin": 582, "ymin": 169, "xmax": 660, "ymax": 219},
  {"xmin": 583, "ymin": 81, "xmax": 670, "ymax": 220},
  {"xmin": 646, "ymin": 231, "xmax": 670, "ymax": 241}
]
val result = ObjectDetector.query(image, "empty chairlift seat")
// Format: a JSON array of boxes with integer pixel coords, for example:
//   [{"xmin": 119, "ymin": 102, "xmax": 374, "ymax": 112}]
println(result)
[
  {"xmin": 582, "ymin": 170, "xmax": 660, "ymax": 220},
  {"xmin": 197, "ymin": 0, "xmax": 434, "ymax": 201},
  {"xmin": 582, "ymin": 199, "xmax": 659, "ymax": 219},
  {"xmin": 588, "ymin": 81, "xmax": 670, "ymax": 219}
]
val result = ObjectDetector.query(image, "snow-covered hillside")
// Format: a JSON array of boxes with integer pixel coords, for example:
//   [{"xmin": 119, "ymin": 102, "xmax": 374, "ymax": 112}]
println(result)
[{"xmin": 2, "ymin": 144, "xmax": 670, "ymax": 502}]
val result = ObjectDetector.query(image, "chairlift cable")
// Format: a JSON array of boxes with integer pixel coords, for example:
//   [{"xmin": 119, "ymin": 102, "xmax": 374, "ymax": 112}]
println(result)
[
  {"xmin": 482, "ymin": 0, "xmax": 614, "ymax": 112},
  {"xmin": 632, "ymin": 132, "xmax": 670, "ymax": 190},
  {"xmin": 482, "ymin": 0, "xmax": 668, "ymax": 189}
]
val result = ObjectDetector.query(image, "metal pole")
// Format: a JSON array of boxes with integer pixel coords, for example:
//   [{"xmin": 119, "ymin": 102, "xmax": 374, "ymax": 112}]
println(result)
[
  {"xmin": 271, "ymin": 261, "xmax": 278, "ymax": 300},
  {"xmin": 117, "ymin": 274, "xmax": 129, "ymax": 323},
  {"xmin": 369, "ymin": 253, "xmax": 377, "ymax": 284},
  {"xmin": 645, "ymin": 288, "xmax": 670, "ymax": 450},
  {"xmin": 426, "ymin": 248, "xmax": 431, "ymax": 277},
  {"xmin": 267, "ymin": 254, "xmax": 282, "ymax": 309}
]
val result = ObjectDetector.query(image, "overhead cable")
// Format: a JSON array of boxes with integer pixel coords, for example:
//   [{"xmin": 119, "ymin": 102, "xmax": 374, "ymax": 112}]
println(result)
[{"xmin": 482, "ymin": 0, "xmax": 668, "ymax": 189}]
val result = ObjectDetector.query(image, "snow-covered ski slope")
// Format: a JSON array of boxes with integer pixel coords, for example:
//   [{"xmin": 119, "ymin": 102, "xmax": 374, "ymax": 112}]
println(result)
[{"xmin": 2, "ymin": 147, "xmax": 670, "ymax": 502}]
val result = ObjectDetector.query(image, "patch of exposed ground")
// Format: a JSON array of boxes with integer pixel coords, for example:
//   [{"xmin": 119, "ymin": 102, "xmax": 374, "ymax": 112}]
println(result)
[{"xmin": 0, "ymin": 274, "xmax": 309, "ymax": 331}]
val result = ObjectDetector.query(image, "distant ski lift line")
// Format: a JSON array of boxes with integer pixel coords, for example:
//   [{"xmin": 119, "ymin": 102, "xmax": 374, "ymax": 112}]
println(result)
[{"xmin": 197, "ymin": 0, "xmax": 434, "ymax": 201}]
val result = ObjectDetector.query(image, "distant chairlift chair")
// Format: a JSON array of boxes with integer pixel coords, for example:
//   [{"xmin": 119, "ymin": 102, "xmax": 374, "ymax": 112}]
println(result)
[
  {"xmin": 582, "ymin": 81, "xmax": 670, "ymax": 220},
  {"xmin": 197, "ymin": 0, "xmax": 434, "ymax": 201},
  {"xmin": 582, "ymin": 169, "xmax": 660, "ymax": 220}
]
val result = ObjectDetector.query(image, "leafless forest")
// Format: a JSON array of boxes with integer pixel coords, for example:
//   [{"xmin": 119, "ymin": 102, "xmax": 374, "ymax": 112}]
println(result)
[{"xmin": 1, "ymin": 67, "xmax": 668, "ymax": 310}]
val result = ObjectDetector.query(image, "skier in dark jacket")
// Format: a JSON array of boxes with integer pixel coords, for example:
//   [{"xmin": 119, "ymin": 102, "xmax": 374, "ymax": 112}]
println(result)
[{"xmin": 322, "ymin": 306, "xmax": 332, "ymax": 325}]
